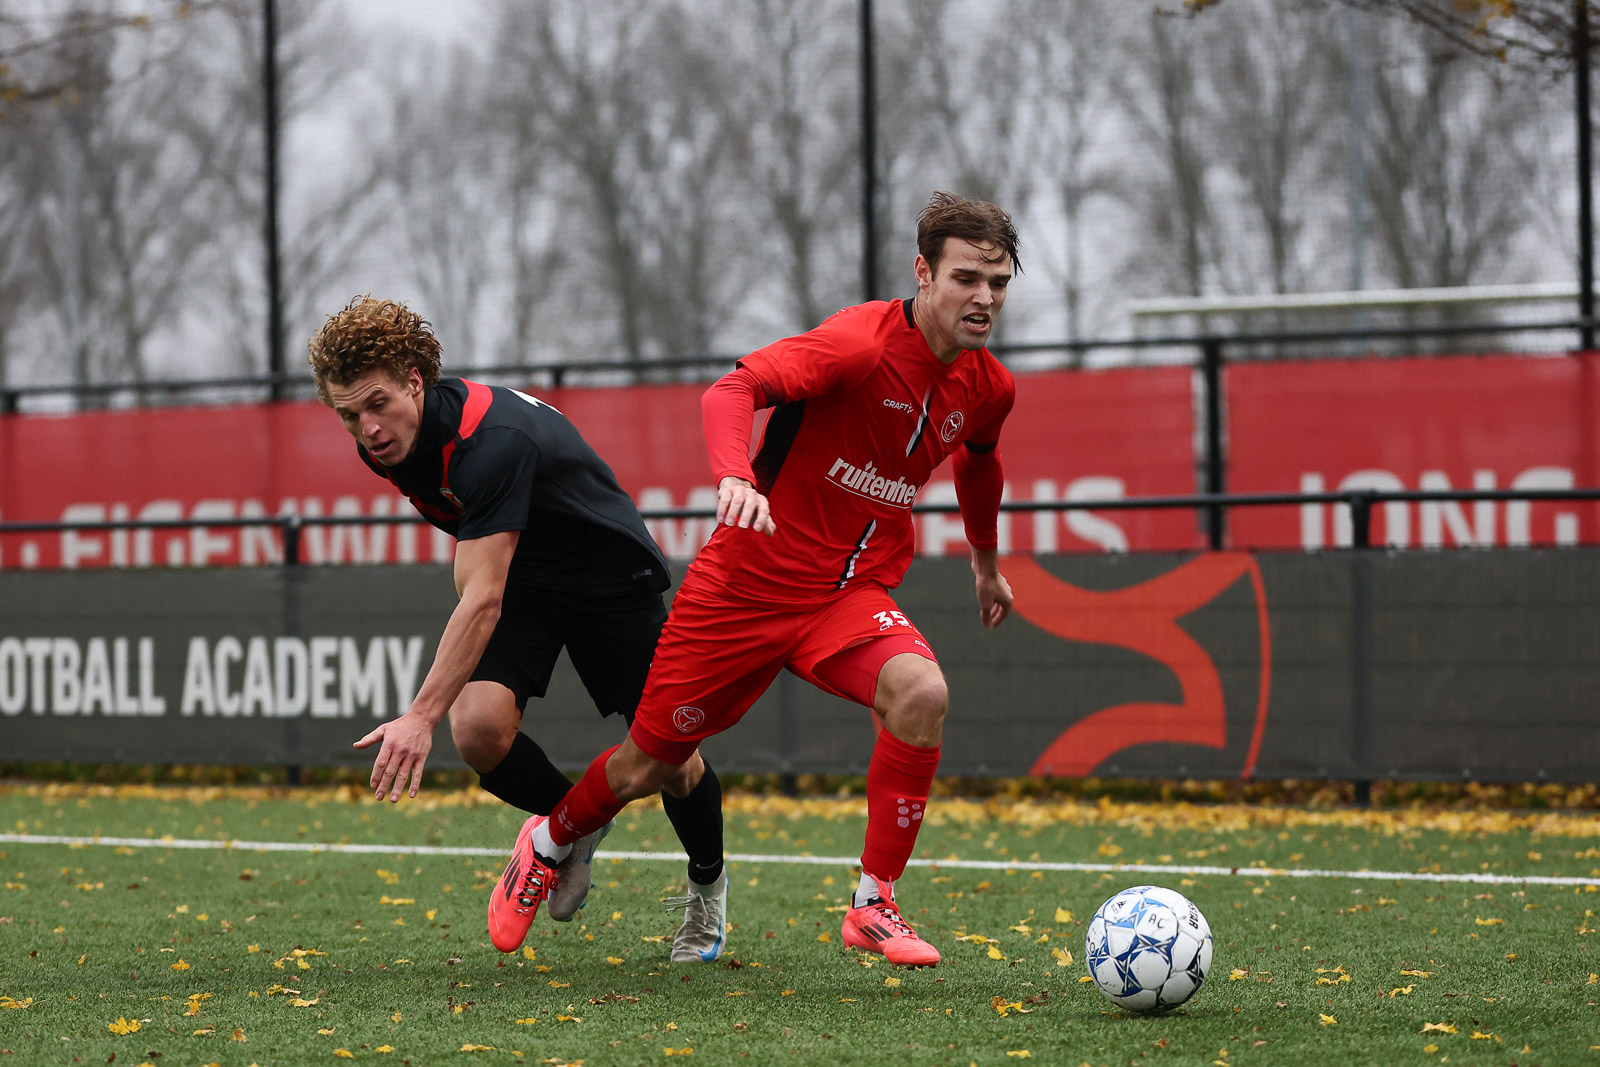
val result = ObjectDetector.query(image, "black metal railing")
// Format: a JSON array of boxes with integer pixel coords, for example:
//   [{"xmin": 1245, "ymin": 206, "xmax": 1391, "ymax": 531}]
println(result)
[{"xmin": 3, "ymin": 486, "xmax": 1598, "ymax": 565}]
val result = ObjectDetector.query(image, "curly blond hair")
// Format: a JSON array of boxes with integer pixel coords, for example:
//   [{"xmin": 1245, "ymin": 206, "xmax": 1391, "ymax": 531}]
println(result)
[{"xmin": 307, "ymin": 295, "xmax": 443, "ymax": 405}]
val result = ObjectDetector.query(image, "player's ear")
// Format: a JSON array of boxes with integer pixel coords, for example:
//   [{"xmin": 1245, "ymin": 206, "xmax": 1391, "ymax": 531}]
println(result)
[{"xmin": 914, "ymin": 254, "xmax": 932, "ymax": 292}]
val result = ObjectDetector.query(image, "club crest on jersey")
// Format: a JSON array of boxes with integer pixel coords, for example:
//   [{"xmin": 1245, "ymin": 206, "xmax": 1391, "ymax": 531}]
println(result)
[
  {"xmin": 826, "ymin": 457, "xmax": 919, "ymax": 508},
  {"xmin": 672, "ymin": 706, "xmax": 706, "ymax": 733},
  {"xmin": 439, "ymin": 487, "xmax": 461, "ymax": 506},
  {"xmin": 939, "ymin": 411, "xmax": 965, "ymax": 443}
]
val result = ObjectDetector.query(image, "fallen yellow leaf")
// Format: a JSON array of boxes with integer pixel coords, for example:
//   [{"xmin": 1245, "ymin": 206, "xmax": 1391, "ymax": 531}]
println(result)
[
  {"xmin": 108, "ymin": 1017, "xmax": 142, "ymax": 1035},
  {"xmin": 1005, "ymin": 1053, "xmax": 1032, "ymax": 1060},
  {"xmin": 334, "ymin": 1050, "xmax": 354, "ymax": 1059},
  {"xmin": 1421, "ymin": 1022, "xmax": 1458, "ymax": 1034},
  {"xmin": 172, "ymin": 959, "xmax": 191, "ymax": 971},
  {"xmin": 1054, "ymin": 908, "xmax": 1074, "ymax": 923},
  {"xmin": 884, "ymin": 977, "xmax": 901, "ymax": 987},
  {"xmin": 1319, "ymin": 1014, "xmax": 1337, "ymax": 1026}
]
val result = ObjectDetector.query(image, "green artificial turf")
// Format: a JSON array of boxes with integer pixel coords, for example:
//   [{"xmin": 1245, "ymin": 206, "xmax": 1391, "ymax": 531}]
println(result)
[{"xmin": 2, "ymin": 784, "xmax": 1598, "ymax": 1066}]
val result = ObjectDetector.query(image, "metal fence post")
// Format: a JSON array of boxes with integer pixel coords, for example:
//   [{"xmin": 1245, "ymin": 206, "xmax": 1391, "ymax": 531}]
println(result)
[
  {"xmin": 281, "ymin": 515, "xmax": 303, "ymax": 787},
  {"xmin": 1348, "ymin": 490, "xmax": 1375, "ymax": 807},
  {"xmin": 1578, "ymin": 1, "xmax": 1596, "ymax": 351},
  {"xmin": 1201, "ymin": 337, "xmax": 1227, "ymax": 549},
  {"xmin": 777, "ymin": 671, "xmax": 798, "ymax": 797}
]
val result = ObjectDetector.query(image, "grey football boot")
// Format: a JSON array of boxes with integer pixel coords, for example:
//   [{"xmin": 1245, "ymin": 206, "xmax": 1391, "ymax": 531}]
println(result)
[
  {"xmin": 547, "ymin": 819, "xmax": 614, "ymax": 922},
  {"xmin": 665, "ymin": 870, "xmax": 728, "ymax": 962}
]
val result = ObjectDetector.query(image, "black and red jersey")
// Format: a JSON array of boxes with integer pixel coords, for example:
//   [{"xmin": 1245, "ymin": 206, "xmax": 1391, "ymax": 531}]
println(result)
[{"xmin": 360, "ymin": 378, "xmax": 669, "ymax": 595}]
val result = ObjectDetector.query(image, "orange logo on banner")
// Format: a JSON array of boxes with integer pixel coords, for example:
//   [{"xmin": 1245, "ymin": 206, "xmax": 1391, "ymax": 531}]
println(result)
[{"xmin": 1005, "ymin": 554, "xmax": 1272, "ymax": 778}]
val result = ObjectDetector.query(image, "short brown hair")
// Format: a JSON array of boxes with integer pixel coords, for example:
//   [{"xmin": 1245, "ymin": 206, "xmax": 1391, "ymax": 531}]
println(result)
[
  {"xmin": 307, "ymin": 296, "xmax": 443, "ymax": 405},
  {"xmin": 916, "ymin": 191, "xmax": 1021, "ymax": 275}
]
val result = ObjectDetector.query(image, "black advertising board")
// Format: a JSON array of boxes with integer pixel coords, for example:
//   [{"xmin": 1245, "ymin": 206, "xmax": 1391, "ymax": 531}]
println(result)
[{"xmin": 1, "ymin": 552, "xmax": 1596, "ymax": 782}]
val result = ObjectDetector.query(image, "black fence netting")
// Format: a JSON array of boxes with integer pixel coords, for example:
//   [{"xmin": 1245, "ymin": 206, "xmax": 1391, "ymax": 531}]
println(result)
[{"xmin": 0, "ymin": 0, "xmax": 1593, "ymax": 410}]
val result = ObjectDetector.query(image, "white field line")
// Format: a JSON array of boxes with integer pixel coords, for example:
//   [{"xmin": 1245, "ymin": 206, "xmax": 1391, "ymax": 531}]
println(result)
[{"xmin": 2, "ymin": 832, "xmax": 1598, "ymax": 888}]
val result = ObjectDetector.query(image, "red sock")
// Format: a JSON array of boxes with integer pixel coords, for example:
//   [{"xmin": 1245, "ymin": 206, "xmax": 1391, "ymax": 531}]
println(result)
[
  {"xmin": 861, "ymin": 730, "xmax": 941, "ymax": 880},
  {"xmin": 550, "ymin": 744, "xmax": 623, "ymax": 847}
]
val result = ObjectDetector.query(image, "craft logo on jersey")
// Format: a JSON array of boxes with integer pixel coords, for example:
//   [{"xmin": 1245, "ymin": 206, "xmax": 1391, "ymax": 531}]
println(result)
[
  {"xmin": 826, "ymin": 457, "xmax": 919, "ymax": 508},
  {"xmin": 939, "ymin": 410, "xmax": 965, "ymax": 443},
  {"xmin": 672, "ymin": 706, "xmax": 706, "ymax": 734}
]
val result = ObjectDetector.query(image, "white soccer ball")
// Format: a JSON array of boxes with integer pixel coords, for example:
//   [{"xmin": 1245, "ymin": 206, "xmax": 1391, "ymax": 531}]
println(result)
[{"xmin": 1084, "ymin": 885, "xmax": 1213, "ymax": 1013}]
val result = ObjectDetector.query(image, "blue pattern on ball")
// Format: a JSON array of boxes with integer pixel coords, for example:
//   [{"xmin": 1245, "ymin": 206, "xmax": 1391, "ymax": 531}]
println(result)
[{"xmin": 1084, "ymin": 885, "xmax": 1213, "ymax": 1013}]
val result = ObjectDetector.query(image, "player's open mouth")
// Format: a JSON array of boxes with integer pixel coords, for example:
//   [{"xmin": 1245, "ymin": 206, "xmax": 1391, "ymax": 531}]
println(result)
[{"xmin": 963, "ymin": 314, "xmax": 989, "ymax": 329}]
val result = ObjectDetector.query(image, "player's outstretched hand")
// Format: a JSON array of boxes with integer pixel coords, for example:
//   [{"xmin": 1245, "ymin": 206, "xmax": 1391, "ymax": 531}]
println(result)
[
  {"xmin": 353, "ymin": 710, "xmax": 435, "ymax": 802},
  {"xmin": 973, "ymin": 557, "xmax": 1013, "ymax": 630},
  {"xmin": 716, "ymin": 476, "xmax": 777, "ymax": 535}
]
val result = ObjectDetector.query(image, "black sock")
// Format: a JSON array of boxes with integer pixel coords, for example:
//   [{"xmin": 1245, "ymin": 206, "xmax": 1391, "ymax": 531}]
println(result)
[
  {"xmin": 662, "ymin": 760, "xmax": 724, "ymax": 886},
  {"xmin": 476, "ymin": 731, "xmax": 574, "ymax": 816}
]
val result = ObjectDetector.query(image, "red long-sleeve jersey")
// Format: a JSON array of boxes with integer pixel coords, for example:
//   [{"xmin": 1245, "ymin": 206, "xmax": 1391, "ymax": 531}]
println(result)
[{"xmin": 694, "ymin": 298, "xmax": 1015, "ymax": 605}]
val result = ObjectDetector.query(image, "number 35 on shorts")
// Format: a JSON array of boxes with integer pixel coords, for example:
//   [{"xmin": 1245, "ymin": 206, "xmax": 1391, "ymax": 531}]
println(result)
[{"xmin": 873, "ymin": 610, "xmax": 912, "ymax": 631}]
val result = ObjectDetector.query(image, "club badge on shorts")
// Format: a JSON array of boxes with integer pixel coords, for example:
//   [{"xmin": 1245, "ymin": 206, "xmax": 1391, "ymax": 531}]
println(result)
[{"xmin": 672, "ymin": 706, "xmax": 706, "ymax": 733}]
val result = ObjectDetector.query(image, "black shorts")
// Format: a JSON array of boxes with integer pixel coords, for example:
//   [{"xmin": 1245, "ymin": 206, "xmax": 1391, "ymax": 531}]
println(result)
[{"xmin": 469, "ymin": 584, "xmax": 667, "ymax": 721}]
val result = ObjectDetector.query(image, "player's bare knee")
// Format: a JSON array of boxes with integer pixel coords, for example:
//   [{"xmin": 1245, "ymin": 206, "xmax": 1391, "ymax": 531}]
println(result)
[
  {"xmin": 880, "ymin": 670, "xmax": 947, "ymax": 746},
  {"xmin": 451, "ymin": 719, "xmax": 512, "ymax": 774},
  {"xmin": 607, "ymin": 750, "xmax": 679, "ymax": 802},
  {"xmin": 662, "ymin": 753, "xmax": 704, "ymax": 798}
]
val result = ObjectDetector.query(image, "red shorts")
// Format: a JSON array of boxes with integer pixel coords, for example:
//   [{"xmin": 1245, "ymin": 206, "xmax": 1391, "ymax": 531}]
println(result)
[{"xmin": 629, "ymin": 576, "xmax": 939, "ymax": 764}]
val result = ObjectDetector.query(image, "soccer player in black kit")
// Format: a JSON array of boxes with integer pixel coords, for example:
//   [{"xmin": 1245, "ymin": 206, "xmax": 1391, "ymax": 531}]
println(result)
[{"xmin": 307, "ymin": 296, "xmax": 728, "ymax": 961}]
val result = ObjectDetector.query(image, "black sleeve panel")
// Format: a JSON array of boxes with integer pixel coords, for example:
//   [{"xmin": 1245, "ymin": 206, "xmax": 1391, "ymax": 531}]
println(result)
[{"xmin": 449, "ymin": 427, "xmax": 540, "ymax": 541}]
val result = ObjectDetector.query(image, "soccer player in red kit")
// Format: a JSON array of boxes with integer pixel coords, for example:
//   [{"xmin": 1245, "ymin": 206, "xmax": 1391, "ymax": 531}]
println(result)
[{"xmin": 491, "ymin": 191, "xmax": 1018, "ymax": 967}]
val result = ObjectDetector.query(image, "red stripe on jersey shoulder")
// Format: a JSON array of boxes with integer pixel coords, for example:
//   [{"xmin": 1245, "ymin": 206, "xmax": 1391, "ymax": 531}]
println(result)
[{"xmin": 457, "ymin": 379, "xmax": 494, "ymax": 440}]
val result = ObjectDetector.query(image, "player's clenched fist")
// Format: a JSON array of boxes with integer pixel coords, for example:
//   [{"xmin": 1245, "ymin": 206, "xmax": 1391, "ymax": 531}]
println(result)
[{"xmin": 716, "ymin": 476, "xmax": 777, "ymax": 535}]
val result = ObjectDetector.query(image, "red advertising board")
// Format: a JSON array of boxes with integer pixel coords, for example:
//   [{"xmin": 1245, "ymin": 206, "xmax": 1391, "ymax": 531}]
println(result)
[
  {"xmin": 0, "ymin": 366, "xmax": 1200, "ymax": 568},
  {"xmin": 1227, "ymin": 353, "xmax": 1600, "ymax": 549}
]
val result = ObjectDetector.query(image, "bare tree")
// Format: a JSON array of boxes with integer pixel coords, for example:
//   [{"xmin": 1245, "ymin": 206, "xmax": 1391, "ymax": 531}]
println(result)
[
  {"xmin": 486, "ymin": 0, "xmax": 752, "ymax": 364},
  {"xmin": 1362, "ymin": 32, "xmax": 1545, "ymax": 295},
  {"xmin": 8, "ymin": 1, "xmax": 228, "ymax": 392},
  {"xmin": 1207, "ymin": 1, "xmax": 1343, "ymax": 297},
  {"xmin": 1312, "ymin": 0, "xmax": 1596, "ymax": 72},
  {"xmin": 196, "ymin": 0, "xmax": 388, "ymax": 375},
  {"xmin": 735, "ymin": 0, "xmax": 859, "ymax": 334},
  {"xmin": 1021, "ymin": 0, "xmax": 1126, "ymax": 339},
  {"xmin": 371, "ymin": 42, "xmax": 504, "ymax": 365},
  {"xmin": 1115, "ymin": 10, "xmax": 1219, "ymax": 299}
]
